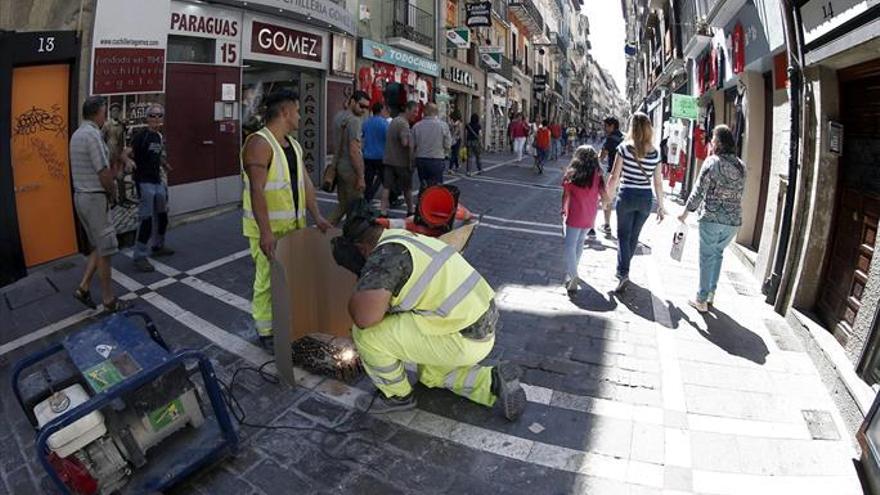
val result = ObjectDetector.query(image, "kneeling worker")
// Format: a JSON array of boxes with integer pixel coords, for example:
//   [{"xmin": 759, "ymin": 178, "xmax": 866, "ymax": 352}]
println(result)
[{"xmin": 332, "ymin": 204, "xmax": 526, "ymax": 421}]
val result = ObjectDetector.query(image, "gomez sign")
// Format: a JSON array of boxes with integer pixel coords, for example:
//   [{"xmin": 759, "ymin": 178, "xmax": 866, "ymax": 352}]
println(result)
[{"xmin": 249, "ymin": 20, "xmax": 323, "ymax": 64}]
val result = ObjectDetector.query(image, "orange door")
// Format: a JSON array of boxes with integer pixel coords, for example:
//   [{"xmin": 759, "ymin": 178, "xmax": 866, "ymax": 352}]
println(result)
[{"xmin": 11, "ymin": 64, "xmax": 78, "ymax": 267}]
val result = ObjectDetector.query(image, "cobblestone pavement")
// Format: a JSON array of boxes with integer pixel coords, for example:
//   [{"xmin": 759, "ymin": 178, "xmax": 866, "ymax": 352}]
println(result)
[{"xmin": 0, "ymin": 152, "xmax": 863, "ymax": 494}]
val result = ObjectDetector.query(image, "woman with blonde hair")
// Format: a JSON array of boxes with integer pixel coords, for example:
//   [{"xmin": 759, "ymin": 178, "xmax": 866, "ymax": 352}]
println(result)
[{"xmin": 605, "ymin": 112, "xmax": 666, "ymax": 292}]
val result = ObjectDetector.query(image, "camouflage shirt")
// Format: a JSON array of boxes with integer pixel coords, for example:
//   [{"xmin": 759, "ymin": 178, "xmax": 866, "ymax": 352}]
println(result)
[{"xmin": 356, "ymin": 243, "xmax": 498, "ymax": 338}]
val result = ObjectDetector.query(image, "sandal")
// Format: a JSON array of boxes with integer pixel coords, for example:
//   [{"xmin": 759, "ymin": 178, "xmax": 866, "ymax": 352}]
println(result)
[
  {"xmin": 103, "ymin": 298, "xmax": 131, "ymax": 313},
  {"xmin": 73, "ymin": 288, "xmax": 97, "ymax": 310}
]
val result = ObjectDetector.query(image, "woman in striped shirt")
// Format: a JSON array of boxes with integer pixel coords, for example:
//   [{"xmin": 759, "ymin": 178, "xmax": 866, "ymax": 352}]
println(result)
[{"xmin": 606, "ymin": 112, "xmax": 667, "ymax": 292}]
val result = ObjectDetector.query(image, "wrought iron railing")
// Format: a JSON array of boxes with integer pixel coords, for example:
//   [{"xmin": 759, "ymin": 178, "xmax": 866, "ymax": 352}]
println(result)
[
  {"xmin": 388, "ymin": 0, "xmax": 434, "ymax": 47},
  {"xmin": 676, "ymin": 0, "xmax": 708, "ymax": 46}
]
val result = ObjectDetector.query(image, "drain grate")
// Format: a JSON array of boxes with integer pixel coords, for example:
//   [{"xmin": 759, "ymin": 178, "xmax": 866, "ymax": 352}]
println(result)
[
  {"xmin": 3, "ymin": 276, "xmax": 58, "ymax": 310},
  {"xmin": 765, "ymin": 318, "xmax": 804, "ymax": 352},
  {"xmin": 802, "ymin": 409, "xmax": 841, "ymax": 440}
]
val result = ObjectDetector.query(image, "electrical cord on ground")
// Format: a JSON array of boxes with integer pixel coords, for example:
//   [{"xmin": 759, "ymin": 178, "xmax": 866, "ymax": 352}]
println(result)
[{"xmin": 211, "ymin": 359, "xmax": 387, "ymax": 474}]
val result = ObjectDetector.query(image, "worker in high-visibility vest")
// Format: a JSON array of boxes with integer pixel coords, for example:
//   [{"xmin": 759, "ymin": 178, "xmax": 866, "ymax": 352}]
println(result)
[
  {"xmin": 331, "ymin": 202, "xmax": 526, "ymax": 420},
  {"xmin": 242, "ymin": 89, "xmax": 331, "ymax": 349}
]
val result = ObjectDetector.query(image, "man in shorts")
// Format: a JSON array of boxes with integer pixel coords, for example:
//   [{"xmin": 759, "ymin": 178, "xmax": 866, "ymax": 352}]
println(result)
[
  {"xmin": 382, "ymin": 101, "xmax": 418, "ymax": 216},
  {"xmin": 70, "ymin": 96, "xmax": 129, "ymax": 313}
]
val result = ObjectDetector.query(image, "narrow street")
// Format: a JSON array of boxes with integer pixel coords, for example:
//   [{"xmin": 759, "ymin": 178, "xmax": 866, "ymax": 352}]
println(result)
[{"xmin": 0, "ymin": 152, "xmax": 861, "ymax": 494}]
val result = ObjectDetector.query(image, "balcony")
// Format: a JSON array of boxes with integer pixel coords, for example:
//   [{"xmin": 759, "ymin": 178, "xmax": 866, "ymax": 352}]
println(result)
[
  {"xmin": 492, "ymin": 0, "xmax": 508, "ymax": 22},
  {"xmin": 677, "ymin": 0, "xmax": 713, "ymax": 59},
  {"xmin": 480, "ymin": 54, "xmax": 514, "ymax": 83},
  {"xmin": 704, "ymin": 0, "xmax": 748, "ymax": 28},
  {"xmin": 387, "ymin": 0, "xmax": 435, "ymax": 56},
  {"xmin": 508, "ymin": 0, "xmax": 544, "ymax": 37}
]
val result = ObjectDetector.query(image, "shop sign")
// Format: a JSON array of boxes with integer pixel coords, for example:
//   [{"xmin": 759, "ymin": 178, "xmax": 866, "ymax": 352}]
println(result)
[
  {"xmin": 243, "ymin": 15, "xmax": 328, "ymax": 69},
  {"xmin": 446, "ymin": 28, "xmax": 471, "ymax": 48},
  {"xmin": 91, "ymin": 0, "xmax": 169, "ymax": 95},
  {"xmin": 444, "ymin": 66, "xmax": 474, "ymax": 88},
  {"xmin": 671, "ymin": 94, "xmax": 698, "ymax": 120},
  {"xmin": 533, "ymin": 74, "xmax": 547, "ymax": 91},
  {"xmin": 361, "ymin": 39, "xmax": 440, "ymax": 77},
  {"xmin": 226, "ymin": 0, "xmax": 356, "ymax": 35},
  {"xmin": 466, "ymin": 2, "xmax": 492, "ymax": 27},
  {"xmin": 479, "ymin": 46, "xmax": 502, "ymax": 69},
  {"xmin": 170, "ymin": 1, "xmax": 241, "ymax": 66},
  {"xmin": 299, "ymin": 73, "xmax": 322, "ymax": 175}
]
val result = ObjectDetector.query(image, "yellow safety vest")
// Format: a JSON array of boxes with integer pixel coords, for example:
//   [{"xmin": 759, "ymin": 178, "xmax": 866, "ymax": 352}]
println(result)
[
  {"xmin": 377, "ymin": 229, "xmax": 495, "ymax": 336},
  {"xmin": 241, "ymin": 127, "xmax": 307, "ymax": 238}
]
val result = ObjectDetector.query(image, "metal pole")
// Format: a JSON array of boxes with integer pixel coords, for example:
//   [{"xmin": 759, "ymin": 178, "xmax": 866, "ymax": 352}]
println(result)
[{"xmin": 762, "ymin": 0, "xmax": 804, "ymax": 305}]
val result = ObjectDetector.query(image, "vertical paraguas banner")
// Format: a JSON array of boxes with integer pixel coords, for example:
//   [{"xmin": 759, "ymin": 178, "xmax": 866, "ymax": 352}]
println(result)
[{"xmin": 91, "ymin": 0, "xmax": 171, "ymax": 95}]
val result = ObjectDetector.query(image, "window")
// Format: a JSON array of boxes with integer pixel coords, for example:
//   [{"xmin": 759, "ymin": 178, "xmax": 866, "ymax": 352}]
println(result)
[
  {"xmin": 511, "ymin": 32, "xmax": 517, "ymax": 62},
  {"xmin": 167, "ymin": 35, "xmax": 214, "ymax": 64}
]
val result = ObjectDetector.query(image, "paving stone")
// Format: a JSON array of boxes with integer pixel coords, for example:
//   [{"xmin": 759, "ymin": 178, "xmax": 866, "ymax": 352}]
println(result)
[
  {"xmin": 0, "ymin": 435, "xmax": 26, "ymax": 475},
  {"xmin": 4, "ymin": 466, "xmax": 37, "ymax": 495},
  {"xmin": 631, "ymin": 422, "xmax": 665, "ymax": 464},
  {"xmin": 244, "ymin": 459, "xmax": 313, "ymax": 493},
  {"xmin": 194, "ymin": 467, "xmax": 259, "ymax": 495},
  {"xmin": 290, "ymin": 442, "xmax": 358, "ymax": 489},
  {"xmin": 690, "ymin": 431, "xmax": 742, "ymax": 473},
  {"xmin": 664, "ymin": 465, "xmax": 693, "ymax": 491},
  {"xmin": 294, "ymin": 395, "xmax": 352, "ymax": 427},
  {"xmin": 343, "ymin": 473, "xmax": 405, "ymax": 495},
  {"xmin": 224, "ymin": 446, "xmax": 265, "ymax": 475}
]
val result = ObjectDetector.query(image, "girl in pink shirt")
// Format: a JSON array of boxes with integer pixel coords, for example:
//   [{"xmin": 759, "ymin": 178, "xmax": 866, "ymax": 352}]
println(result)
[{"xmin": 562, "ymin": 146, "xmax": 608, "ymax": 294}]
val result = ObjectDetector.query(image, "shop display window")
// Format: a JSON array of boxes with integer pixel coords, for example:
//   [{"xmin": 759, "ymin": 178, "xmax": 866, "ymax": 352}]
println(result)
[
  {"xmin": 241, "ymin": 61, "xmax": 301, "ymax": 140},
  {"xmin": 168, "ymin": 35, "xmax": 215, "ymax": 64}
]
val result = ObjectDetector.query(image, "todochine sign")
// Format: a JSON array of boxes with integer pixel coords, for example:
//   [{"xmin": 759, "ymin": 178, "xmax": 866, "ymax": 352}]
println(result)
[
  {"xmin": 91, "ymin": 0, "xmax": 170, "ymax": 95},
  {"xmin": 243, "ymin": 15, "xmax": 328, "ymax": 70}
]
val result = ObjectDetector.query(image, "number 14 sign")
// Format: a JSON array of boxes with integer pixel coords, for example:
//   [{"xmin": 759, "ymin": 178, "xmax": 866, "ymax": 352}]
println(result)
[{"xmin": 801, "ymin": 0, "xmax": 868, "ymax": 43}]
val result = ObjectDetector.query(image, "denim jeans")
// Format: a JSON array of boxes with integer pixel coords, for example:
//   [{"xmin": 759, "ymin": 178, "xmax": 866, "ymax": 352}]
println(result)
[
  {"xmin": 615, "ymin": 188, "xmax": 653, "ymax": 278},
  {"xmin": 564, "ymin": 225, "xmax": 589, "ymax": 283},
  {"xmin": 135, "ymin": 181, "xmax": 168, "ymax": 259},
  {"xmin": 450, "ymin": 141, "xmax": 461, "ymax": 170},
  {"xmin": 416, "ymin": 157, "xmax": 445, "ymax": 191},
  {"xmin": 698, "ymin": 221, "xmax": 739, "ymax": 302}
]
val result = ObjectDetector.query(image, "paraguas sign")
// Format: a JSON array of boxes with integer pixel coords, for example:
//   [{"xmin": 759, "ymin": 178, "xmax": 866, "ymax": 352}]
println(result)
[{"xmin": 671, "ymin": 94, "xmax": 699, "ymax": 120}]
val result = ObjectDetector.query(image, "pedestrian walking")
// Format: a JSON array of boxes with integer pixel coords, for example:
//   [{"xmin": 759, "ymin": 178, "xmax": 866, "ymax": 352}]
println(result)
[
  {"xmin": 382, "ymin": 101, "xmax": 417, "ymax": 216},
  {"xmin": 566, "ymin": 124, "xmax": 578, "ymax": 154},
  {"xmin": 412, "ymin": 103, "xmax": 452, "ymax": 190},
  {"xmin": 678, "ymin": 125, "xmax": 746, "ymax": 312},
  {"xmin": 241, "ymin": 89, "xmax": 331, "ymax": 349},
  {"xmin": 465, "ymin": 113, "xmax": 483, "ymax": 175},
  {"xmin": 362, "ymin": 102, "xmax": 388, "ymax": 202},
  {"xmin": 131, "ymin": 103, "xmax": 174, "ymax": 272},
  {"xmin": 605, "ymin": 112, "xmax": 666, "ymax": 292},
  {"xmin": 70, "ymin": 96, "xmax": 129, "ymax": 313},
  {"xmin": 597, "ymin": 116, "xmax": 624, "ymax": 237},
  {"xmin": 549, "ymin": 121, "xmax": 563, "ymax": 160},
  {"xmin": 329, "ymin": 90, "xmax": 370, "ymax": 225},
  {"xmin": 562, "ymin": 146, "xmax": 608, "ymax": 295},
  {"xmin": 511, "ymin": 113, "xmax": 530, "ymax": 162},
  {"xmin": 448, "ymin": 110, "xmax": 463, "ymax": 174},
  {"xmin": 534, "ymin": 120, "xmax": 551, "ymax": 174}
]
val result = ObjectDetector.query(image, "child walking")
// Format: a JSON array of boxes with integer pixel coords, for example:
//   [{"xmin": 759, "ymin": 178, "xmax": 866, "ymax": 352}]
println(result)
[{"xmin": 562, "ymin": 146, "xmax": 608, "ymax": 295}]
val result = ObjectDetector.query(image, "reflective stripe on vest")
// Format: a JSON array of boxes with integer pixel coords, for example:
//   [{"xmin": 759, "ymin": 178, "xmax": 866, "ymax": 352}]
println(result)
[
  {"xmin": 382, "ymin": 233, "xmax": 483, "ymax": 318},
  {"xmin": 241, "ymin": 128, "xmax": 306, "ymax": 236}
]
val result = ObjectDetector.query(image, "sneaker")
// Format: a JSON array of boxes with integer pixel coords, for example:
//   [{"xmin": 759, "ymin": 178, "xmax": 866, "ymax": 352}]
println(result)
[
  {"xmin": 586, "ymin": 229, "xmax": 597, "ymax": 241},
  {"xmin": 133, "ymin": 258, "xmax": 155, "ymax": 272},
  {"xmin": 566, "ymin": 278, "xmax": 579, "ymax": 296},
  {"xmin": 689, "ymin": 299, "xmax": 709, "ymax": 313},
  {"xmin": 601, "ymin": 224, "xmax": 612, "ymax": 236},
  {"xmin": 491, "ymin": 363, "xmax": 526, "ymax": 421},
  {"xmin": 707, "ymin": 292, "xmax": 715, "ymax": 306},
  {"xmin": 355, "ymin": 392, "xmax": 417, "ymax": 414},
  {"xmin": 151, "ymin": 246, "xmax": 175, "ymax": 257},
  {"xmin": 614, "ymin": 276, "xmax": 629, "ymax": 293}
]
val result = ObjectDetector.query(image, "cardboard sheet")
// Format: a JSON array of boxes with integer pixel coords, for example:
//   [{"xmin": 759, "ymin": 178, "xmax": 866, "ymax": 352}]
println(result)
[{"xmin": 271, "ymin": 227, "xmax": 357, "ymax": 385}]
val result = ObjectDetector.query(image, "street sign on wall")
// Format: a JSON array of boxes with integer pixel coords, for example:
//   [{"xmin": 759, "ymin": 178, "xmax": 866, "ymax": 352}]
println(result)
[
  {"xmin": 479, "ymin": 46, "xmax": 502, "ymax": 69},
  {"xmin": 466, "ymin": 2, "xmax": 492, "ymax": 27},
  {"xmin": 446, "ymin": 28, "xmax": 471, "ymax": 48},
  {"xmin": 533, "ymin": 74, "xmax": 547, "ymax": 92},
  {"xmin": 671, "ymin": 94, "xmax": 699, "ymax": 120}
]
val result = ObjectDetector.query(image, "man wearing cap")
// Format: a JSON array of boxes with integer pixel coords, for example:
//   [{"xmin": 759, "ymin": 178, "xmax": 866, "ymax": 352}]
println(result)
[
  {"xmin": 241, "ymin": 89, "xmax": 331, "ymax": 349},
  {"xmin": 331, "ymin": 201, "xmax": 526, "ymax": 420}
]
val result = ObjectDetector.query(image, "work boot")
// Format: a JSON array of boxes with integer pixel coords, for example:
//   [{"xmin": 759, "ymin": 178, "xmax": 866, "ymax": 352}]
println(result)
[
  {"xmin": 491, "ymin": 363, "xmax": 526, "ymax": 421},
  {"xmin": 133, "ymin": 258, "xmax": 155, "ymax": 273},
  {"xmin": 355, "ymin": 392, "xmax": 416, "ymax": 414},
  {"xmin": 258, "ymin": 335, "xmax": 275, "ymax": 354}
]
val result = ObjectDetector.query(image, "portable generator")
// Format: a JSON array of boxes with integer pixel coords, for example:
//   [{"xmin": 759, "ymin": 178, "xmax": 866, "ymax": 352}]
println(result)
[{"xmin": 11, "ymin": 311, "xmax": 238, "ymax": 494}]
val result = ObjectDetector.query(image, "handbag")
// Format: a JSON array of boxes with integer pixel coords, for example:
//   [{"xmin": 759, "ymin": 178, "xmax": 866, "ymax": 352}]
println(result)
[{"xmin": 321, "ymin": 120, "xmax": 348, "ymax": 193}]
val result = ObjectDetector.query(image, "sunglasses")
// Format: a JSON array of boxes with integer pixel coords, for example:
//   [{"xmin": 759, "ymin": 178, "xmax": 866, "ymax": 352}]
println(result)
[{"xmin": 148, "ymin": 113, "xmax": 164, "ymax": 118}]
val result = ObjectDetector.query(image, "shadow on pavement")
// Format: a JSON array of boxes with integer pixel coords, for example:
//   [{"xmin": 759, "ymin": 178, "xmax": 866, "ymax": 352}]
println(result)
[
  {"xmin": 568, "ymin": 283, "xmax": 617, "ymax": 312},
  {"xmin": 675, "ymin": 305, "xmax": 770, "ymax": 365},
  {"xmin": 610, "ymin": 282, "xmax": 674, "ymax": 328}
]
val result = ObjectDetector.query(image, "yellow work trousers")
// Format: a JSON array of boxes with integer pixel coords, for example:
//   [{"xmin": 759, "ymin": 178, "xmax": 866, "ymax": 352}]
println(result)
[
  {"xmin": 249, "ymin": 237, "xmax": 273, "ymax": 337},
  {"xmin": 352, "ymin": 312, "xmax": 497, "ymax": 407}
]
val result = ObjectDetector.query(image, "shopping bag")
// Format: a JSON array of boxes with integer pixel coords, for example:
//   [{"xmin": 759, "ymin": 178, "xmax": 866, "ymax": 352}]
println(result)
[
  {"xmin": 670, "ymin": 221, "xmax": 688, "ymax": 261},
  {"xmin": 459, "ymin": 146, "xmax": 468, "ymax": 162}
]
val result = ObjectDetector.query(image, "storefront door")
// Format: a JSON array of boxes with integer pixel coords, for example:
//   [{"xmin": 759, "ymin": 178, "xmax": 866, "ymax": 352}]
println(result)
[
  {"xmin": 10, "ymin": 64, "xmax": 77, "ymax": 267},
  {"xmin": 817, "ymin": 64, "xmax": 880, "ymax": 337}
]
